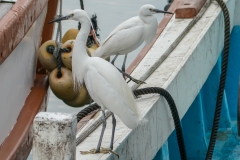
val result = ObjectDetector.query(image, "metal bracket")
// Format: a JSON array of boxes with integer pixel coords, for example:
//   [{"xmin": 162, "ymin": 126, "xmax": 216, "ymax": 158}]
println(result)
[{"xmin": 0, "ymin": 0, "xmax": 17, "ymax": 3}]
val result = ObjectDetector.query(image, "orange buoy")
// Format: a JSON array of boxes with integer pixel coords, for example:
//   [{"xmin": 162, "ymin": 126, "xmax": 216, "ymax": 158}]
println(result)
[
  {"xmin": 63, "ymin": 85, "xmax": 91, "ymax": 107},
  {"xmin": 38, "ymin": 40, "xmax": 58, "ymax": 72},
  {"xmin": 62, "ymin": 29, "xmax": 79, "ymax": 44},
  {"xmin": 49, "ymin": 67, "xmax": 78, "ymax": 101}
]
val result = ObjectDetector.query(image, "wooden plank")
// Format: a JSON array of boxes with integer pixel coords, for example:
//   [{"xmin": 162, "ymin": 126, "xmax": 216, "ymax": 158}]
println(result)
[
  {"xmin": 0, "ymin": 74, "xmax": 49, "ymax": 160},
  {"xmin": 175, "ymin": 0, "xmax": 206, "ymax": 18},
  {"xmin": 0, "ymin": 0, "xmax": 49, "ymax": 65},
  {"xmin": 0, "ymin": 3, "xmax": 13, "ymax": 20}
]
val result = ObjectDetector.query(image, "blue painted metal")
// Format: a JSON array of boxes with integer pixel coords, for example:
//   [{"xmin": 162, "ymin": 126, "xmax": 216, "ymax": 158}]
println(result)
[{"xmin": 154, "ymin": 26, "xmax": 240, "ymax": 160}]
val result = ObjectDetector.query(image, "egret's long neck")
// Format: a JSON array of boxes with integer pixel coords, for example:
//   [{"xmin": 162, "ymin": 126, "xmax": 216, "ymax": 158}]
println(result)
[
  {"xmin": 73, "ymin": 18, "xmax": 91, "ymax": 60},
  {"xmin": 72, "ymin": 17, "xmax": 91, "ymax": 89},
  {"xmin": 139, "ymin": 14, "xmax": 158, "ymax": 45}
]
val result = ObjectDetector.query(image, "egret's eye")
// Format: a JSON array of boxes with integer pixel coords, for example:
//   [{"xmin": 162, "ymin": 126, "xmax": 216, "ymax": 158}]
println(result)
[
  {"xmin": 149, "ymin": 9, "xmax": 153, "ymax": 11},
  {"xmin": 71, "ymin": 13, "xmax": 74, "ymax": 17}
]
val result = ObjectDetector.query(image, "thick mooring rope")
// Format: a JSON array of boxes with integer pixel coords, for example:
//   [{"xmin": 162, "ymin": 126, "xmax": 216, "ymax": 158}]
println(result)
[
  {"xmin": 205, "ymin": 0, "xmax": 230, "ymax": 159},
  {"xmin": 76, "ymin": 87, "xmax": 187, "ymax": 160},
  {"xmin": 46, "ymin": 45, "xmax": 71, "ymax": 78}
]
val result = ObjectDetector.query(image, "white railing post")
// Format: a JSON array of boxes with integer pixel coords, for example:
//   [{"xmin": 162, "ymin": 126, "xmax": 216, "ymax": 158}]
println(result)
[{"xmin": 33, "ymin": 112, "xmax": 77, "ymax": 160}]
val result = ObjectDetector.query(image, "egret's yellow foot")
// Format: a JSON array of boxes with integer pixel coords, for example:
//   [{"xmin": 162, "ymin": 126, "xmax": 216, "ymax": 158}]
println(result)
[{"xmin": 80, "ymin": 147, "xmax": 119, "ymax": 158}]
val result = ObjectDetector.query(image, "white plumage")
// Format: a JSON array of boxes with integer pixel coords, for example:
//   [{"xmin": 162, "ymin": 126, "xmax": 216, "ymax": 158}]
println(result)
[
  {"xmin": 50, "ymin": 9, "xmax": 140, "ymax": 129},
  {"xmin": 49, "ymin": 6, "xmax": 172, "ymax": 152},
  {"xmin": 93, "ymin": 4, "xmax": 173, "ymax": 62}
]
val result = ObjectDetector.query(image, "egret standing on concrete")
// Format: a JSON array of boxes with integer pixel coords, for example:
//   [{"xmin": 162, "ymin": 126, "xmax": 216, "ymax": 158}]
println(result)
[
  {"xmin": 93, "ymin": 4, "xmax": 173, "ymax": 73},
  {"xmin": 49, "ymin": 9, "xmax": 140, "ymax": 153}
]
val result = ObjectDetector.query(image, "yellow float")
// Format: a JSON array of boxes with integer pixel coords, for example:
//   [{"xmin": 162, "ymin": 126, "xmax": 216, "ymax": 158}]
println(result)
[
  {"xmin": 61, "ymin": 40, "xmax": 105, "ymax": 70},
  {"xmin": 86, "ymin": 44, "xmax": 110, "ymax": 62},
  {"xmin": 62, "ymin": 28, "xmax": 79, "ymax": 44},
  {"xmin": 38, "ymin": 40, "xmax": 59, "ymax": 72},
  {"xmin": 49, "ymin": 67, "xmax": 78, "ymax": 101},
  {"xmin": 39, "ymin": 28, "xmax": 109, "ymax": 108},
  {"xmin": 61, "ymin": 40, "xmax": 75, "ymax": 70},
  {"xmin": 63, "ymin": 85, "xmax": 91, "ymax": 107},
  {"xmin": 49, "ymin": 67, "xmax": 91, "ymax": 107},
  {"xmin": 89, "ymin": 43, "xmax": 98, "ymax": 50}
]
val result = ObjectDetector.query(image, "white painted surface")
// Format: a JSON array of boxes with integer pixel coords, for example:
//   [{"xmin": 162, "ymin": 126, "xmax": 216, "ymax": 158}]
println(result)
[
  {"xmin": 33, "ymin": 112, "xmax": 77, "ymax": 160},
  {"xmin": 0, "ymin": 6, "xmax": 47, "ymax": 145},
  {"xmin": 76, "ymin": 0, "xmax": 239, "ymax": 159}
]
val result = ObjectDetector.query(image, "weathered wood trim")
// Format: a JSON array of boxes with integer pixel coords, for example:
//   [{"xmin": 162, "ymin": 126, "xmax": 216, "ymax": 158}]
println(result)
[
  {"xmin": 0, "ymin": 74, "xmax": 49, "ymax": 160},
  {"xmin": 175, "ymin": 0, "xmax": 207, "ymax": 18},
  {"xmin": 126, "ymin": 0, "xmax": 182, "ymax": 75},
  {"xmin": 0, "ymin": 0, "xmax": 49, "ymax": 64},
  {"xmin": 36, "ymin": 0, "xmax": 59, "ymax": 74}
]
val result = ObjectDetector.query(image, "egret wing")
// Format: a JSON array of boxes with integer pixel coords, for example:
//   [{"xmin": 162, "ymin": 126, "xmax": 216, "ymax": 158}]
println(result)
[
  {"xmin": 94, "ymin": 25, "xmax": 144, "ymax": 58},
  {"xmin": 102, "ymin": 17, "xmax": 142, "ymax": 45},
  {"xmin": 84, "ymin": 64, "xmax": 139, "ymax": 129}
]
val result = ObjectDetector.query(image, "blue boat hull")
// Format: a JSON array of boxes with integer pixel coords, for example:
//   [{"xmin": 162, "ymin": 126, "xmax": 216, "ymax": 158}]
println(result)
[{"xmin": 154, "ymin": 25, "xmax": 240, "ymax": 160}]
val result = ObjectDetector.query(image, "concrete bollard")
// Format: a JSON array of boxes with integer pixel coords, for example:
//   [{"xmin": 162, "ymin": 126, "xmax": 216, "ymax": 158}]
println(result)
[{"xmin": 33, "ymin": 112, "xmax": 77, "ymax": 160}]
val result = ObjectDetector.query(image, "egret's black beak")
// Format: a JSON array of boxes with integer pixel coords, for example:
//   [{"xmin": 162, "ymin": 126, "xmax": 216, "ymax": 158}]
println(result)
[
  {"xmin": 153, "ymin": 9, "xmax": 173, "ymax": 14},
  {"xmin": 48, "ymin": 15, "xmax": 70, "ymax": 24}
]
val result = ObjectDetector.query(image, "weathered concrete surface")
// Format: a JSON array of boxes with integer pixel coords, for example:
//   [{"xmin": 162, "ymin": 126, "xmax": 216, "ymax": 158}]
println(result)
[{"xmin": 33, "ymin": 112, "xmax": 77, "ymax": 160}]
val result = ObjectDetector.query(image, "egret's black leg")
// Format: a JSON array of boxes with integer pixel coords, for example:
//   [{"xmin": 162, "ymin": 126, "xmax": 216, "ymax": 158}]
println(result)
[
  {"xmin": 111, "ymin": 53, "xmax": 120, "ymax": 65},
  {"xmin": 110, "ymin": 113, "xmax": 116, "ymax": 150},
  {"xmin": 95, "ymin": 110, "xmax": 107, "ymax": 153},
  {"xmin": 115, "ymin": 67, "xmax": 146, "ymax": 85},
  {"xmin": 121, "ymin": 55, "xmax": 128, "ymax": 79},
  {"xmin": 122, "ymin": 54, "xmax": 127, "ymax": 73}
]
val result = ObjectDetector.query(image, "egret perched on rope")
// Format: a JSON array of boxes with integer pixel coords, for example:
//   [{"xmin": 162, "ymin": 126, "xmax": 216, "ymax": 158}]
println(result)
[
  {"xmin": 93, "ymin": 4, "xmax": 173, "ymax": 74},
  {"xmin": 49, "ymin": 9, "xmax": 141, "ymax": 154}
]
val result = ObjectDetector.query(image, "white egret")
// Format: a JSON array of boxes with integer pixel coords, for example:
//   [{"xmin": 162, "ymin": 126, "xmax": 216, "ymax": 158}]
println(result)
[
  {"xmin": 93, "ymin": 4, "xmax": 173, "ymax": 74},
  {"xmin": 49, "ymin": 9, "xmax": 140, "ymax": 153}
]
